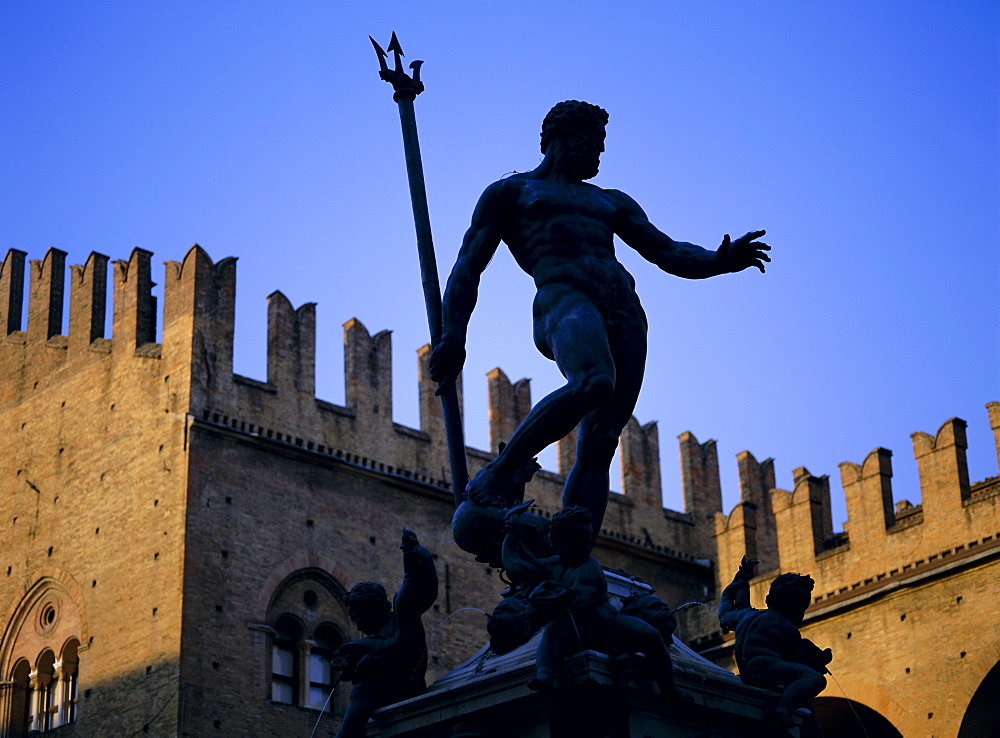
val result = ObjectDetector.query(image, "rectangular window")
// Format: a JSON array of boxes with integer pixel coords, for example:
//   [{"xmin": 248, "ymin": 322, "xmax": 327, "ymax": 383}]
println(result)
[
  {"xmin": 272, "ymin": 679, "xmax": 295, "ymax": 704},
  {"xmin": 271, "ymin": 645, "xmax": 297, "ymax": 704},
  {"xmin": 308, "ymin": 653, "xmax": 333, "ymax": 712},
  {"xmin": 272, "ymin": 646, "xmax": 295, "ymax": 678}
]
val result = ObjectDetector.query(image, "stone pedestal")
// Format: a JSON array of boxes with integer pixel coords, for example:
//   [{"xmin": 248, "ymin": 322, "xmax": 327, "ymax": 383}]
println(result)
[
  {"xmin": 371, "ymin": 638, "xmax": 804, "ymax": 737},
  {"xmin": 369, "ymin": 573, "xmax": 807, "ymax": 737}
]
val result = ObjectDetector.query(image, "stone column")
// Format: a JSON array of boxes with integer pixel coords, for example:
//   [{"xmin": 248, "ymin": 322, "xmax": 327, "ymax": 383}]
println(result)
[
  {"xmin": 28, "ymin": 669, "xmax": 51, "ymax": 732},
  {"xmin": 298, "ymin": 640, "xmax": 315, "ymax": 709},
  {"xmin": 53, "ymin": 658, "xmax": 77, "ymax": 727},
  {"xmin": 0, "ymin": 679, "xmax": 12, "ymax": 738}
]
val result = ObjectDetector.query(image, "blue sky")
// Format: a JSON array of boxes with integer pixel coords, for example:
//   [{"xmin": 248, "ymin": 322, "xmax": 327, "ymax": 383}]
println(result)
[{"xmin": 2, "ymin": 2, "xmax": 997, "ymax": 528}]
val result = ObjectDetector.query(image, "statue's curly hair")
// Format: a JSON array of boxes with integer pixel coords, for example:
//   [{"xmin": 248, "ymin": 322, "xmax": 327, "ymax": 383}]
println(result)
[
  {"xmin": 765, "ymin": 573, "xmax": 814, "ymax": 613},
  {"xmin": 343, "ymin": 581, "xmax": 391, "ymax": 612},
  {"xmin": 540, "ymin": 100, "xmax": 609, "ymax": 154}
]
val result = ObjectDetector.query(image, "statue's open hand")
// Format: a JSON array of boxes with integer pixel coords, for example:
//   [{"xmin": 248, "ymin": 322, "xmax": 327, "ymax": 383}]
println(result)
[
  {"xmin": 736, "ymin": 555, "xmax": 760, "ymax": 581},
  {"xmin": 429, "ymin": 337, "xmax": 466, "ymax": 395},
  {"xmin": 717, "ymin": 230, "xmax": 770, "ymax": 273},
  {"xmin": 820, "ymin": 647, "xmax": 833, "ymax": 667}
]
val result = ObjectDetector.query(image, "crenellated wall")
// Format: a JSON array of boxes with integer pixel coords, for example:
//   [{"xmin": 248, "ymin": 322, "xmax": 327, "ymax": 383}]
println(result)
[
  {"xmin": 709, "ymin": 411, "xmax": 1000, "ymax": 605},
  {"xmin": 0, "ymin": 247, "xmax": 728, "ymax": 569},
  {"xmin": 0, "ymin": 246, "xmax": 719, "ymax": 624},
  {"xmin": 5, "ymin": 245, "xmax": 996, "ymax": 601},
  {"xmin": 4, "ymin": 246, "xmax": 997, "ymax": 589},
  {"xmin": 705, "ymin": 407, "xmax": 1000, "ymax": 737},
  {"xmin": 0, "ymin": 246, "xmax": 207, "ymax": 734},
  {"xmin": 2, "ymin": 245, "xmax": 996, "ymax": 736}
]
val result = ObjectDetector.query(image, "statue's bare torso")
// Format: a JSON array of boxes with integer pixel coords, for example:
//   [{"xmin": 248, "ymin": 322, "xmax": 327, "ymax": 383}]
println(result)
[{"xmin": 492, "ymin": 175, "xmax": 646, "ymax": 358}]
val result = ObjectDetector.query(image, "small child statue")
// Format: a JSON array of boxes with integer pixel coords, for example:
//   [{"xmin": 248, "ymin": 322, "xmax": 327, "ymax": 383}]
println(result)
[
  {"xmin": 333, "ymin": 528, "xmax": 438, "ymax": 738},
  {"xmin": 501, "ymin": 504, "xmax": 681, "ymax": 701},
  {"xmin": 719, "ymin": 556, "xmax": 832, "ymax": 734}
]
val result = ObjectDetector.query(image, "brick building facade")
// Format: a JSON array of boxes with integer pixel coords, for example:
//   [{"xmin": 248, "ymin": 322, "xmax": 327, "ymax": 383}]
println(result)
[{"xmin": 0, "ymin": 246, "xmax": 996, "ymax": 736}]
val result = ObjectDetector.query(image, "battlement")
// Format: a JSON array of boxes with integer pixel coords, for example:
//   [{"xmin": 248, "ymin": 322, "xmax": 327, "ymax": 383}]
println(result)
[
  {"xmin": 714, "ymin": 408, "xmax": 1000, "ymax": 602},
  {"xmin": 3, "ymin": 247, "xmax": 996, "ymax": 606}
]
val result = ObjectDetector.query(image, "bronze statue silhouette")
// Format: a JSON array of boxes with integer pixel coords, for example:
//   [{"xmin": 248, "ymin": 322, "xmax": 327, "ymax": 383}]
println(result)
[
  {"xmin": 332, "ymin": 529, "xmax": 438, "ymax": 738},
  {"xmin": 500, "ymin": 505, "xmax": 683, "ymax": 701},
  {"xmin": 719, "ymin": 556, "xmax": 831, "ymax": 734},
  {"xmin": 431, "ymin": 101, "xmax": 770, "ymax": 546}
]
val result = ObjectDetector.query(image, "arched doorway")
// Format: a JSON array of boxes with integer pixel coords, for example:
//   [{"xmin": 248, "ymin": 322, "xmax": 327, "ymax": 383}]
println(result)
[
  {"xmin": 814, "ymin": 696, "xmax": 902, "ymax": 737},
  {"xmin": 959, "ymin": 660, "xmax": 1000, "ymax": 738}
]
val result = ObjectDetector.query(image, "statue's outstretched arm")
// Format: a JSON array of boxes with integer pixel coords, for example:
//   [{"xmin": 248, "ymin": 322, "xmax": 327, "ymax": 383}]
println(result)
[
  {"xmin": 719, "ymin": 556, "xmax": 759, "ymax": 631},
  {"xmin": 430, "ymin": 181, "xmax": 506, "ymax": 388},
  {"xmin": 610, "ymin": 189, "xmax": 770, "ymax": 278}
]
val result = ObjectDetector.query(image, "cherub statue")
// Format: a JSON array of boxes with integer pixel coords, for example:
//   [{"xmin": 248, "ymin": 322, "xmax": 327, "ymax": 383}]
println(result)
[
  {"xmin": 620, "ymin": 592, "xmax": 677, "ymax": 647},
  {"xmin": 501, "ymin": 504, "xmax": 681, "ymax": 701},
  {"xmin": 719, "ymin": 556, "xmax": 832, "ymax": 733},
  {"xmin": 333, "ymin": 528, "xmax": 438, "ymax": 738}
]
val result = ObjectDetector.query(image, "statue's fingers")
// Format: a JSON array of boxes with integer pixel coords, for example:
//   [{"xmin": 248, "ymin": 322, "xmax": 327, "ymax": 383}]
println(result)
[
  {"xmin": 756, "ymin": 251, "xmax": 771, "ymax": 262},
  {"xmin": 744, "ymin": 229, "xmax": 766, "ymax": 241}
]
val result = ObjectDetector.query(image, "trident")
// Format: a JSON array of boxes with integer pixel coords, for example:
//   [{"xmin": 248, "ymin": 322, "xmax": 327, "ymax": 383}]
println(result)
[{"xmin": 371, "ymin": 33, "xmax": 469, "ymax": 504}]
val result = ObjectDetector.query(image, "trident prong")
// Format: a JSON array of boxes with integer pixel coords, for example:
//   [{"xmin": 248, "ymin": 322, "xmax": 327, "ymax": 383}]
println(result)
[
  {"xmin": 387, "ymin": 32, "xmax": 405, "ymax": 73},
  {"xmin": 369, "ymin": 36, "xmax": 389, "ymax": 75},
  {"xmin": 370, "ymin": 32, "xmax": 424, "ymax": 99}
]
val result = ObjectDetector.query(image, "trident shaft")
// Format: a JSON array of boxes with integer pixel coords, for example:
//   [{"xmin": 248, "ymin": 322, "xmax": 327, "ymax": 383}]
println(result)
[{"xmin": 371, "ymin": 33, "xmax": 469, "ymax": 505}]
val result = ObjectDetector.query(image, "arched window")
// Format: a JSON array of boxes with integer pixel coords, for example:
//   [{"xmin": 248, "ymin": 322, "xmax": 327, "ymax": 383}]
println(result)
[
  {"xmin": 264, "ymin": 569, "xmax": 350, "ymax": 716},
  {"xmin": 54, "ymin": 638, "xmax": 80, "ymax": 728},
  {"xmin": 31, "ymin": 649, "xmax": 56, "ymax": 732},
  {"xmin": 6, "ymin": 659, "xmax": 32, "ymax": 738},
  {"xmin": 0, "ymin": 580, "xmax": 83, "ymax": 735}
]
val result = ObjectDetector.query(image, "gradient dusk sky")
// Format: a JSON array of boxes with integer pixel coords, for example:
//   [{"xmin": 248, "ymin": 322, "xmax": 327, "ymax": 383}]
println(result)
[{"xmin": 3, "ymin": 2, "xmax": 997, "ymax": 528}]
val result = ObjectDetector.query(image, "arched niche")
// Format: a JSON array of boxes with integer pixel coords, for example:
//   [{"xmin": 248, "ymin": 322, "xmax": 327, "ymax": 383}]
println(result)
[
  {"xmin": 814, "ymin": 697, "xmax": 902, "ymax": 737},
  {"xmin": 959, "ymin": 659, "xmax": 1000, "ymax": 738}
]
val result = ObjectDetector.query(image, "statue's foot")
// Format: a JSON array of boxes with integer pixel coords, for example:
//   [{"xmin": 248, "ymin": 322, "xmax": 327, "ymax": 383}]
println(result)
[
  {"xmin": 764, "ymin": 705, "xmax": 796, "ymax": 728},
  {"xmin": 527, "ymin": 673, "xmax": 557, "ymax": 692},
  {"xmin": 465, "ymin": 466, "xmax": 508, "ymax": 507}
]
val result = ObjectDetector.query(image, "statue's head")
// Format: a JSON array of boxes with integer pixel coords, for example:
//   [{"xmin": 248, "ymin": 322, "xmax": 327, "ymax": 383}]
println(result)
[
  {"xmin": 487, "ymin": 595, "xmax": 536, "ymax": 654},
  {"xmin": 765, "ymin": 573, "xmax": 815, "ymax": 625},
  {"xmin": 621, "ymin": 593, "xmax": 676, "ymax": 641},
  {"xmin": 540, "ymin": 100, "xmax": 609, "ymax": 180},
  {"xmin": 344, "ymin": 581, "xmax": 393, "ymax": 635},
  {"xmin": 549, "ymin": 505, "xmax": 594, "ymax": 563}
]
